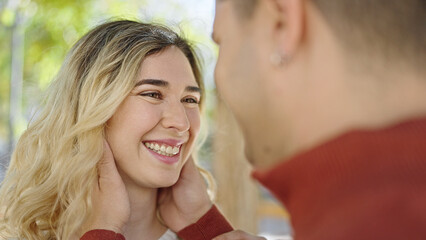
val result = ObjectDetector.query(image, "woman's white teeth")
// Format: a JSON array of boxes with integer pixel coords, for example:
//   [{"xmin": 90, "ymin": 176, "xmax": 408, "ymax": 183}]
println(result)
[
  {"xmin": 172, "ymin": 147, "xmax": 179, "ymax": 154},
  {"xmin": 144, "ymin": 142, "xmax": 180, "ymax": 157},
  {"xmin": 166, "ymin": 146, "xmax": 173, "ymax": 154}
]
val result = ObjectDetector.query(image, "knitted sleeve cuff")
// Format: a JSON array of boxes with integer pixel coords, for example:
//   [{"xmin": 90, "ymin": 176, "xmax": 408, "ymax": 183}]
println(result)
[
  {"xmin": 177, "ymin": 205, "xmax": 233, "ymax": 240},
  {"xmin": 80, "ymin": 229, "xmax": 126, "ymax": 240}
]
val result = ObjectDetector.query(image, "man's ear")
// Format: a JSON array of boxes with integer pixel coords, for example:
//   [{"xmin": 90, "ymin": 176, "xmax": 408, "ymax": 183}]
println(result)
[{"xmin": 264, "ymin": 0, "xmax": 305, "ymax": 56}]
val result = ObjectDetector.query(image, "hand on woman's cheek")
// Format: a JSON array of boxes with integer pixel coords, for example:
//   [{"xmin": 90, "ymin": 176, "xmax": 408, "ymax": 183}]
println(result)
[
  {"xmin": 157, "ymin": 156, "xmax": 213, "ymax": 232},
  {"xmin": 81, "ymin": 140, "xmax": 130, "ymax": 235}
]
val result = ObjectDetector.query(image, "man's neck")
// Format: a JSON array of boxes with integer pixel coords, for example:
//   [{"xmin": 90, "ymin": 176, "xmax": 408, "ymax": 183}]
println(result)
[{"xmin": 282, "ymin": 66, "xmax": 426, "ymax": 163}]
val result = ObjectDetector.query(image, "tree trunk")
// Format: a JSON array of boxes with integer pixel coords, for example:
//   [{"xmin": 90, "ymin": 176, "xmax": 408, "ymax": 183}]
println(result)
[{"xmin": 7, "ymin": 10, "xmax": 24, "ymax": 157}]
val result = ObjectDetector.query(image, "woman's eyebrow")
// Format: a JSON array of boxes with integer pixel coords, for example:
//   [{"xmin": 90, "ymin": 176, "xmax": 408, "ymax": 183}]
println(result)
[
  {"xmin": 135, "ymin": 79, "xmax": 169, "ymax": 87},
  {"xmin": 186, "ymin": 86, "xmax": 201, "ymax": 94},
  {"xmin": 135, "ymin": 79, "xmax": 200, "ymax": 93}
]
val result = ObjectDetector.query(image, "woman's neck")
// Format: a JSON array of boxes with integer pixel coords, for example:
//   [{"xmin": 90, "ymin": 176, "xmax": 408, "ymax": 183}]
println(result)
[{"xmin": 122, "ymin": 180, "xmax": 167, "ymax": 240}]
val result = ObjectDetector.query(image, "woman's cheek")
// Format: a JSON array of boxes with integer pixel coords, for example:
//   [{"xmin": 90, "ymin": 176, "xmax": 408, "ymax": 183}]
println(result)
[
  {"xmin": 181, "ymin": 109, "xmax": 200, "ymax": 162},
  {"xmin": 188, "ymin": 108, "xmax": 201, "ymax": 135}
]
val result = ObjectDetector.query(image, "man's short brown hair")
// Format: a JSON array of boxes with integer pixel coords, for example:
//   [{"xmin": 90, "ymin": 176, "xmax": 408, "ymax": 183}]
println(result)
[
  {"xmin": 229, "ymin": 0, "xmax": 258, "ymax": 18},
  {"xmin": 234, "ymin": 0, "xmax": 426, "ymax": 68}
]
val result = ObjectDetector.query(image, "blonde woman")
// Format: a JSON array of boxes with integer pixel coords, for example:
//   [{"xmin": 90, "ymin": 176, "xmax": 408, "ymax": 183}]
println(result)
[{"xmin": 0, "ymin": 20, "xmax": 224, "ymax": 240}]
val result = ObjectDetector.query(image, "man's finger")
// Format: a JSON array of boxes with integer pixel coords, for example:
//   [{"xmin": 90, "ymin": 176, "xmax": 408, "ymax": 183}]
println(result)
[
  {"xmin": 97, "ymin": 140, "xmax": 121, "ymax": 188},
  {"xmin": 177, "ymin": 155, "xmax": 202, "ymax": 184},
  {"xmin": 98, "ymin": 140, "xmax": 115, "ymax": 168},
  {"xmin": 181, "ymin": 155, "xmax": 197, "ymax": 173}
]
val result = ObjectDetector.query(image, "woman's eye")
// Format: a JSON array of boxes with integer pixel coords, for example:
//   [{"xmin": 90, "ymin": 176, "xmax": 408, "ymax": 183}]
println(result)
[
  {"xmin": 140, "ymin": 92, "xmax": 162, "ymax": 99},
  {"xmin": 182, "ymin": 97, "xmax": 199, "ymax": 104}
]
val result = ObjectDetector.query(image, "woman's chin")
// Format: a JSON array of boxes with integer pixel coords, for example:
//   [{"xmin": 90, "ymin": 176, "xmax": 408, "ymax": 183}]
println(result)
[
  {"xmin": 157, "ymin": 177, "xmax": 179, "ymax": 188},
  {"xmin": 144, "ymin": 175, "xmax": 179, "ymax": 189}
]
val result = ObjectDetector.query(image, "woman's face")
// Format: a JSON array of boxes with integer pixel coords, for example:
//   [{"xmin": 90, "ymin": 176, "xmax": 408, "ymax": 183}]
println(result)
[{"xmin": 105, "ymin": 46, "xmax": 201, "ymax": 188}]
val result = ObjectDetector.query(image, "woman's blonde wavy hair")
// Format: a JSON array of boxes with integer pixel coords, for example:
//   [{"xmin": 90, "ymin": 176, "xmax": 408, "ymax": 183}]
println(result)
[{"xmin": 0, "ymin": 20, "xmax": 206, "ymax": 240}]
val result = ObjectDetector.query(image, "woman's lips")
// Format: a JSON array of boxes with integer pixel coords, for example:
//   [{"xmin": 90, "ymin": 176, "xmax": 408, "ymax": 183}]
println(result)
[
  {"xmin": 142, "ymin": 139, "xmax": 186, "ymax": 165},
  {"xmin": 144, "ymin": 143, "xmax": 181, "ymax": 165}
]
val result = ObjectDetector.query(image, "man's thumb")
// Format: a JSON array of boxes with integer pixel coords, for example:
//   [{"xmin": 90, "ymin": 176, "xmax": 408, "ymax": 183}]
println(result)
[{"xmin": 98, "ymin": 140, "xmax": 118, "ymax": 179}]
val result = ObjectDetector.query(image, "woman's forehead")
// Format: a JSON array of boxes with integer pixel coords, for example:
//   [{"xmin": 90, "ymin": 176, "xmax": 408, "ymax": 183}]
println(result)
[{"xmin": 137, "ymin": 47, "xmax": 197, "ymax": 87}]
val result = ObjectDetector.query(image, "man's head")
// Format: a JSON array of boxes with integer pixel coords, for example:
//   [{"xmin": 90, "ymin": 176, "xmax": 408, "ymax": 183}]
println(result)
[
  {"xmin": 232, "ymin": 0, "xmax": 425, "ymax": 67},
  {"xmin": 213, "ymin": 0, "xmax": 426, "ymax": 168}
]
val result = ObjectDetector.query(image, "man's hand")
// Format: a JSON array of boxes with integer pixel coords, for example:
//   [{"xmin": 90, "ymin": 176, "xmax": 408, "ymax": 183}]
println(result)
[
  {"xmin": 157, "ymin": 156, "xmax": 213, "ymax": 231},
  {"xmin": 213, "ymin": 230, "xmax": 267, "ymax": 240},
  {"xmin": 81, "ymin": 140, "xmax": 130, "ymax": 235}
]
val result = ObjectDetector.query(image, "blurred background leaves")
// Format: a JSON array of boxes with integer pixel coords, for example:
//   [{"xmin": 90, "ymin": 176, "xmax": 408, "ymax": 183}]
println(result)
[{"xmin": 0, "ymin": 0, "xmax": 216, "ymax": 160}]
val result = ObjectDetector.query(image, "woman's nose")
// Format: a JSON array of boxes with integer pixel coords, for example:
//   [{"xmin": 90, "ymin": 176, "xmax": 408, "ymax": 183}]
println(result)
[{"xmin": 161, "ymin": 100, "xmax": 190, "ymax": 133}]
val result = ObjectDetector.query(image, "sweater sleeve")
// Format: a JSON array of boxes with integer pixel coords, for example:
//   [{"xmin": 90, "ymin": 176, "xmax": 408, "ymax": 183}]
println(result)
[
  {"xmin": 177, "ymin": 205, "xmax": 233, "ymax": 240},
  {"xmin": 80, "ymin": 229, "xmax": 126, "ymax": 240}
]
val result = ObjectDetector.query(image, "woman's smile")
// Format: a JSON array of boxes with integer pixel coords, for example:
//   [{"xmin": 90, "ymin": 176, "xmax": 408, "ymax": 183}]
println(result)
[{"xmin": 143, "ymin": 139, "xmax": 185, "ymax": 164}]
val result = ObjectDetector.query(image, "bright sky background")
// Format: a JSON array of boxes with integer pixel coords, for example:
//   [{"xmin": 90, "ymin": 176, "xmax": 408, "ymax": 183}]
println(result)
[{"xmin": 143, "ymin": 0, "xmax": 216, "ymax": 31}]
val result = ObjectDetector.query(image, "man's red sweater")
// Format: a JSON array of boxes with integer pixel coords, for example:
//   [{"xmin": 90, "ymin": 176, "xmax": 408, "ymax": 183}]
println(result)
[
  {"xmin": 81, "ymin": 117, "xmax": 426, "ymax": 240},
  {"xmin": 253, "ymin": 117, "xmax": 426, "ymax": 239}
]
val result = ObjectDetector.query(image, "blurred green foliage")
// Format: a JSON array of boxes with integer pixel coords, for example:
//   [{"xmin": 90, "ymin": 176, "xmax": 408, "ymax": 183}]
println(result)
[{"xmin": 0, "ymin": 0, "xmax": 216, "ymax": 151}]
